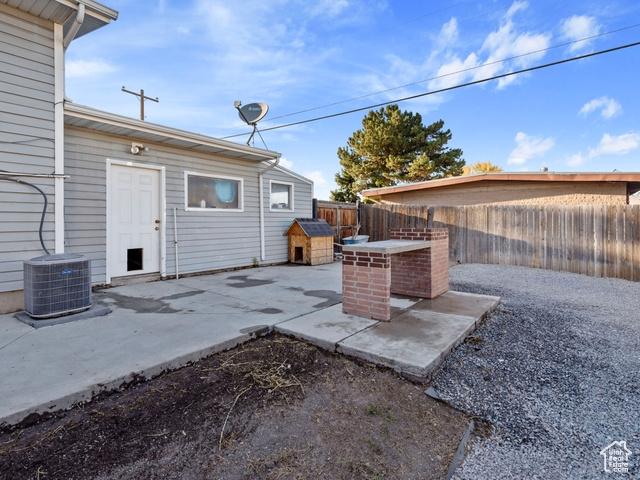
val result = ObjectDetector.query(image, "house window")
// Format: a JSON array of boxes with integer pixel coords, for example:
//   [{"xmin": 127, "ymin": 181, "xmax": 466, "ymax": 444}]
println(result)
[
  {"xmin": 185, "ymin": 172, "xmax": 243, "ymax": 211},
  {"xmin": 270, "ymin": 181, "xmax": 293, "ymax": 210}
]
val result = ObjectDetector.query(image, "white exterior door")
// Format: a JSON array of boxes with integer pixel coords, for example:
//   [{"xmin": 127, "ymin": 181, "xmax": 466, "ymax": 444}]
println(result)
[{"xmin": 108, "ymin": 163, "xmax": 162, "ymax": 278}]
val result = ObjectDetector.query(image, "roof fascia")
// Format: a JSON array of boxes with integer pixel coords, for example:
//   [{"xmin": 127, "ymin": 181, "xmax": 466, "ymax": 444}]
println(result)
[
  {"xmin": 64, "ymin": 102, "xmax": 281, "ymax": 161},
  {"xmin": 362, "ymin": 172, "xmax": 640, "ymax": 196}
]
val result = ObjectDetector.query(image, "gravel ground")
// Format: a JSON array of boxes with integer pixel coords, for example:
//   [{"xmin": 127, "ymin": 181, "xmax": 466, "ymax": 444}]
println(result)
[{"xmin": 433, "ymin": 264, "xmax": 639, "ymax": 479}]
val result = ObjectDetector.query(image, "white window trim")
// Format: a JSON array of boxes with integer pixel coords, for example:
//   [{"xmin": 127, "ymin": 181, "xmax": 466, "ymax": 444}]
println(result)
[
  {"xmin": 269, "ymin": 180, "xmax": 294, "ymax": 212},
  {"xmin": 184, "ymin": 170, "xmax": 244, "ymax": 212}
]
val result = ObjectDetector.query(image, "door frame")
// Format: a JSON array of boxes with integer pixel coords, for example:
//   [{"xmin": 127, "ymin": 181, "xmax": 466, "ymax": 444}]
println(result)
[{"xmin": 105, "ymin": 159, "xmax": 166, "ymax": 284}]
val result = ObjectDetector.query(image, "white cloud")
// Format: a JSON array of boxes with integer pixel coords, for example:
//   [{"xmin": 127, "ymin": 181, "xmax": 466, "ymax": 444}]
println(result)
[
  {"xmin": 309, "ymin": 0, "xmax": 350, "ymax": 18},
  {"xmin": 66, "ymin": 60, "xmax": 116, "ymax": 77},
  {"xmin": 477, "ymin": 2, "xmax": 551, "ymax": 89},
  {"xmin": 195, "ymin": 1, "xmax": 234, "ymax": 28},
  {"xmin": 429, "ymin": 1, "xmax": 551, "ymax": 92},
  {"xmin": 560, "ymin": 15, "xmax": 601, "ymax": 52},
  {"xmin": 507, "ymin": 132, "xmax": 554, "ymax": 165},
  {"xmin": 279, "ymin": 157, "xmax": 294, "ymax": 169},
  {"xmin": 505, "ymin": 0, "xmax": 528, "ymax": 18},
  {"xmin": 567, "ymin": 132, "xmax": 640, "ymax": 167},
  {"xmin": 579, "ymin": 97, "xmax": 622, "ymax": 119},
  {"xmin": 304, "ymin": 170, "xmax": 326, "ymax": 186},
  {"xmin": 430, "ymin": 53, "xmax": 479, "ymax": 91},
  {"xmin": 567, "ymin": 153, "xmax": 585, "ymax": 167},
  {"xmin": 437, "ymin": 17, "xmax": 459, "ymax": 49},
  {"xmin": 590, "ymin": 133, "xmax": 640, "ymax": 156}
]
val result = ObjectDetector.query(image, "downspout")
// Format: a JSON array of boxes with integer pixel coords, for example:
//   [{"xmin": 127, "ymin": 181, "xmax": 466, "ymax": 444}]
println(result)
[
  {"xmin": 258, "ymin": 157, "xmax": 280, "ymax": 261},
  {"xmin": 53, "ymin": 4, "xmax": 85, "ymax": 253},
  {"xmin": 53, "ymin": 24, "xmax": 65, "ymax": 253},
  {"xmin": 63, "ymin": 4, "xmax": 85, "ymax": 49}
]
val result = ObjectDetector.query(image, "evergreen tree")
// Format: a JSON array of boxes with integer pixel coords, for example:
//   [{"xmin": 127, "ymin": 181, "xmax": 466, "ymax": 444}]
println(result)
[{"xmin": 330, "ymin": 104, "xmax": 464, "ymax": 201}]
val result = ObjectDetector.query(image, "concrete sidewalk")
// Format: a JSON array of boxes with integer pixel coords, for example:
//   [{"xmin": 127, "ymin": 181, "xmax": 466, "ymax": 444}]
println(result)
[{"xmin": 0, "ymin": 261, "xmax": 499, "ymax": 427}]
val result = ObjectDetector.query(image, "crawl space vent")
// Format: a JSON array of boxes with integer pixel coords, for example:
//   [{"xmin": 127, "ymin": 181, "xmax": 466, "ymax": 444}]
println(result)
[{"xmin": 23, "ymin": 253, "xmax": 92, "ymax": 319}]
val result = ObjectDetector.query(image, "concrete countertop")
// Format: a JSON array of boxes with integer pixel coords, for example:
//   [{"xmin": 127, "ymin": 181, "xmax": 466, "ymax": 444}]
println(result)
[{"xmin": 341, "ymin": 239, "xmax": 431, "ymax": 255}]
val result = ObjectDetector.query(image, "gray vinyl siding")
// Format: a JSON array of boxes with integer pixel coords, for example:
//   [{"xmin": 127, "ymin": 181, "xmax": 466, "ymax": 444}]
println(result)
[
  {"xmin": 64, "ymin": 127, "xmax": 313, "ymax": 284},
  {"xmin": 0, "ymin": 3, "xmax": 55, "ymax": 293},
  {"xmin": 262, "ymin": 168, "xmax": 313, "ymax": 264}
]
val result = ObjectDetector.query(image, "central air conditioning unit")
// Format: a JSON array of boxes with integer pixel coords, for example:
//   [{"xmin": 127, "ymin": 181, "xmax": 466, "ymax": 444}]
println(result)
[{"xmin": 23, "ymin": 253, "xmax": 92, "ymax": 319}]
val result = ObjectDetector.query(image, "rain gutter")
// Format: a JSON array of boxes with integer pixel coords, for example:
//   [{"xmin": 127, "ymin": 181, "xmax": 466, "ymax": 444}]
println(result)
[{"xmin": 258, "ymin": 157, "xmax": 280, "ymax": 261}]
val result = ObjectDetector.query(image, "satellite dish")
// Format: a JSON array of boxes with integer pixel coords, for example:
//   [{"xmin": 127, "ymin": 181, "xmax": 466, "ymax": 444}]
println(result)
[
  {"xmin": 238, "ymin": 102, "xmax": 269, "ymax": 125},
  {"xmin": 235, "ymin": 101, "xmax": 270, "ymax": 146}
]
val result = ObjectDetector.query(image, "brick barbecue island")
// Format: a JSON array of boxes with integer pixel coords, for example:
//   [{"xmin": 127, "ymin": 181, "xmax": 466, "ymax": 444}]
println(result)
[{"xmin": 341, "ymin": 228, "xmax": 449, "ymax": 321}]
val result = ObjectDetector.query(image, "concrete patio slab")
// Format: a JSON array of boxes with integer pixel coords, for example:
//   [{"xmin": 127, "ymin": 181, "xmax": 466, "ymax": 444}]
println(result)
[
  {"xmin": 338, "ymin": 298, "xmax": 499, "ymax": 379},
  {"xmin": 275, "ymin": 304, "xmax": 378, "ymax": 350},
  {"xmin": 275, "ymin": 290, "xmax": 500, "ymax": 380},
  {"xmin": 410, "ymin": 290, "xmax": 502, "ymax": 318},
  {"xmin": 1, "ymin": 316, "xmax": 33, "ymax": 348},
  {"xmin": 275, "ymin": 295, "xmax": 421, "ymax": 351},
  {"xmin": 0, "ymin": 311, "xmax": 252, "ymax": 427},
  {"xmin": 0, "ymin": 261, "xmax": 500, "ymax": 427}
]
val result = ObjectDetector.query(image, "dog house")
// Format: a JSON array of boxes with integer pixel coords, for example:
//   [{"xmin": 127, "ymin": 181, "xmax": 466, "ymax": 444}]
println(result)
[{"xmin": 284, "ymin": 218, "xmax": 335, "ymax": 265}]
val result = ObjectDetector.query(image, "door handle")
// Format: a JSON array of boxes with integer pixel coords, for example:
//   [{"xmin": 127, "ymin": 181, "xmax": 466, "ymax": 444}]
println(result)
[{"xmin": 155, "ymin": 219, "xmax": 161, "ymax": 223}]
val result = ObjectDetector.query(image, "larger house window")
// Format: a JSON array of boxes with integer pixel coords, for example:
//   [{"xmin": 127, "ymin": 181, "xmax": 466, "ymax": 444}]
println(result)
[
  {"xmin": 270, "ymin": 181, "xmax": 293, "ymax": 210},
  {"xmin": 185, "ymin": 172, "xmax": 243, "ymax": 211}
]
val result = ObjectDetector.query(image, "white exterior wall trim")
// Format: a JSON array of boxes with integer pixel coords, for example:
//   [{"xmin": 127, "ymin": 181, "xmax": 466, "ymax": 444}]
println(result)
[
  {"xmin": 105, "ymin": 159, "xmax": 166, "ymax": 284},
  {"xmin": 65, "ymin": 103, "xmax": 282, "ymax": 162}
]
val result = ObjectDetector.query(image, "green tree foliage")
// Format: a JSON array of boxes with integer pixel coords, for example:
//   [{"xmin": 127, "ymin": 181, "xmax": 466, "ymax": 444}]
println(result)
[{"xmin": 330, "ymin": 104, "xmax": 464, "ymax": 201}]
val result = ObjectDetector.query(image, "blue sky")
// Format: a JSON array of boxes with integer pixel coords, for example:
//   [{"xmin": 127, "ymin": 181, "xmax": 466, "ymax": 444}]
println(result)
[{"xmin": 65, "ymin": 0, "xmax": 640, "ymax": 200}]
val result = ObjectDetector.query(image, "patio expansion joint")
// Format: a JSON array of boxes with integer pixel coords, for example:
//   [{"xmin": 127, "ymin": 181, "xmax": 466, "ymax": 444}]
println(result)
[
  {"xmin": 273, "ymin": 305, "xmax": 381, "ymax": 352},
  {"xmin": 333, "ymin": 318, "xmax": 381, "ymax": 345},
  {"xmin": 0, "ymin": 328, "xmax": 34, "ymax": 351}
]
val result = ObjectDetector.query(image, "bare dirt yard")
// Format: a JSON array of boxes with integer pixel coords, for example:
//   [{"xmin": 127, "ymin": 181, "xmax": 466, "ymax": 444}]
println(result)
[{"xmin": 0, "ymin": 334, "xmax": 484, "ymax": 480}]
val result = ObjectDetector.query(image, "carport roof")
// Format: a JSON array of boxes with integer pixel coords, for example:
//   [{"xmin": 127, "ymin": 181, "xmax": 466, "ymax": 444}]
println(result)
[
  {"xmin": 362, "ymin": 172, "xmax": 640, "ymax": 197},
  {"xmin": 64, "ymin": 102, "xmax": 281, "ymax": 163}
]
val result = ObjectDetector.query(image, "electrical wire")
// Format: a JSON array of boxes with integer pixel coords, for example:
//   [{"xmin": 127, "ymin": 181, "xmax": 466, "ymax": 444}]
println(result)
[
  {"xmin": 377, "ymin": 0, "xmax": 476, "ymax": 33},
  {"xmin": 222, "ymin": 40, "xmax": 640, "ymax": 139},
  {"xmin": 0, "ymin": 172, "xmax": 51, "ymax": 255},
  {"xmin": 263, "ymin": 23, "xmax": 640, "ymax": 124}
]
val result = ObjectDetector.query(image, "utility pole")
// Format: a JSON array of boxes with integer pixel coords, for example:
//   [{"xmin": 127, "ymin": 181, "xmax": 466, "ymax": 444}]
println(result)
[{"xmin": 121, "ymin": 86, "xmax": 159, "ymax": 121}]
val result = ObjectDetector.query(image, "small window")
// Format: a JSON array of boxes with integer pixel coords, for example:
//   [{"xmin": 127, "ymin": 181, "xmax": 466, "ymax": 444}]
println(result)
[
  {"xmin": 270, "ymin": 181, "xmax": 293, "ymax": 210},
  {"xmin": 185, "ymin": 172, "xmax": 243, "ymax": 211}
]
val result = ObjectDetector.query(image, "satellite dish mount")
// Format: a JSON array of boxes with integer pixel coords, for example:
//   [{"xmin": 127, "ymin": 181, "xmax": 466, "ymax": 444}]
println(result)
[{"xmin": 235, "ymin": 101, "xmax": 269, "ymax": 147}]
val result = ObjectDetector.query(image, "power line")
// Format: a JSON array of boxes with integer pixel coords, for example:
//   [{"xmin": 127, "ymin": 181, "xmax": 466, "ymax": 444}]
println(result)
[
  {"xmin": 378, "ymin": 0, "xmax": 475, "ymax": 33},
  {"xmin": 222, "ymin": 40, "xmax": 640, "ymax": 140},
  {"xmin": 264, "ymin": 23, "xmax": 640, "ymax": 123}
]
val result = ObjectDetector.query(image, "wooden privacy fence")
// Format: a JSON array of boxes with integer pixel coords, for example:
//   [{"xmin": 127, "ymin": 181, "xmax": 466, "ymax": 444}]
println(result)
[
  {"xmin": 359, "ymin": 203, "xmax": 640, "ymax": 282},
  {"xmin": 316, "ymin": 201, "xmax": 358, "ymax": 244}
]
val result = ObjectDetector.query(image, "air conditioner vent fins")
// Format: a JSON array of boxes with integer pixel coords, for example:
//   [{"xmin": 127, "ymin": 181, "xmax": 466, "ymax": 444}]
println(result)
[{"xmin": 23, "ymin": 253, "xmax": 92, "ymax": 319}]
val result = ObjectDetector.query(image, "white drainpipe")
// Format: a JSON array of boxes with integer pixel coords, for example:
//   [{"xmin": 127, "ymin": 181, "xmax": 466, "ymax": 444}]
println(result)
[
  {"xmin": 53, "ymin": 4, "xmax": 85, "ymax": 253},
  {"xmin": 53, "ymin": 24, "xmax": 65, "ymax": 253},
  {"xmin": 63, "ymin": 4, "xmax": 85, "ymax": 48},
  {"xmin": 258, "ymin": 157, "xmax": 280, "ymax": 261}
]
